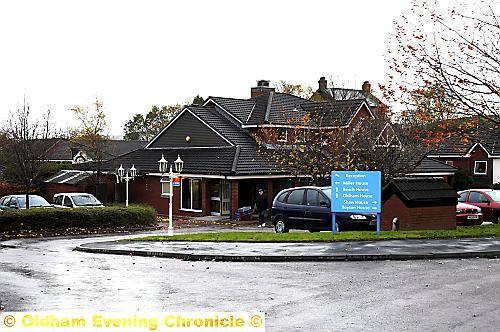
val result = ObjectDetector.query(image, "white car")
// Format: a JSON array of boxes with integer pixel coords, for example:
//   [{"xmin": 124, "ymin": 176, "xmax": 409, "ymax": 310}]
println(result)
[{"xmin": 53, "ymin": 193, "xmax": 104, "ymax": 208}]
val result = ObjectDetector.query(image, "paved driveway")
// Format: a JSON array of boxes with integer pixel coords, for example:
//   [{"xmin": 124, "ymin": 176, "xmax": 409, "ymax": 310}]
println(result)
[{"xmin": 1, "ymin": 231, "xmax": 499, "ymax": 331}]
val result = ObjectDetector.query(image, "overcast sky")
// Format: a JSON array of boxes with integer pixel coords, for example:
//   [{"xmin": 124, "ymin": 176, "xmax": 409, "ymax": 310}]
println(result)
[{"xmin": 0, "ymin": 0, "xmax": 407, "ymax": 137}]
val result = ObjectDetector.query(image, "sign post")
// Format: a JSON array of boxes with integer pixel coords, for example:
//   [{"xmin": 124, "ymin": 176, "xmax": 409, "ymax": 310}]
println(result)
[{"xmin": 331, "ymin": 171, "xmax": 382, "ymax": 235}]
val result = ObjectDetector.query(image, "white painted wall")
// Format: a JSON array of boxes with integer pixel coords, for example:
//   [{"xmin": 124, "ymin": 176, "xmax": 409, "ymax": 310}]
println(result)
[{"xmin": 493, "ymin": 159, "xmax": 500, "ymax": 184}]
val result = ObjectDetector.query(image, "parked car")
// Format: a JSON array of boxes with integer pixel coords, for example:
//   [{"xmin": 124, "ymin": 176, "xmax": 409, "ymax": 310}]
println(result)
[
  {"xmin": 52, "ymin": 193, "xmax": 104, "ymax": 208},
  {"xmin": 458, "ymin": 189, "xmax": 500, "ymax": 223},
  {"xmin": 0, "ymin": 195, "xmax": 53, "ymax": 210},
  {"xmin": 271, "ymin": 186, "xmax": 376, "ymax": 233},
  {"xmin": 456, "ymin": 202, "xmax": 483, "ymax": 226}
]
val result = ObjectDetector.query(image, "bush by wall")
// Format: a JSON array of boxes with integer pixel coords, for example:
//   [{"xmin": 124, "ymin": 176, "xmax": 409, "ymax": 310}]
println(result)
[{"xmin": 0, "ymin": 205, "xmax": 157, "ymax": 232}]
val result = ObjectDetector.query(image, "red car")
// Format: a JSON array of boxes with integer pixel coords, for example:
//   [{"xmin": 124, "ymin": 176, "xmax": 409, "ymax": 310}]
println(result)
[
  {"xmin": 456, "ymin": 202, "xmax": 483, "ymax": 226},
  {"xmin": 458, "ymin": 189, "xmax": 500, "ymax": 223}
]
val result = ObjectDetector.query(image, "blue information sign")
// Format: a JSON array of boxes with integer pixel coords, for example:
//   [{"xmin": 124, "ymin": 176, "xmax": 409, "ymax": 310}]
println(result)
[{"xmin": 331, "ymin": 171, "xmax": 382, "ymax": 235}]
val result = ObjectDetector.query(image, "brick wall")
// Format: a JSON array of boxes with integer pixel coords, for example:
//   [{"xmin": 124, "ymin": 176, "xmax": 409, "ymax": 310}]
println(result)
[
  {"xmin": 230, "ymin": 180, "xmax": 239, "ymax": 220},
  {"xmin": 381, "ymin": 194, "xmax": 456, "ymax": 230}
]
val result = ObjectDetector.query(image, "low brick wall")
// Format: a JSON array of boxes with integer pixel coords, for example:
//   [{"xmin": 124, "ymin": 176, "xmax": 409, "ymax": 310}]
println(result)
[{"xmin": 381, "ymin": 195, "xmax": 456, "ymax": 230}]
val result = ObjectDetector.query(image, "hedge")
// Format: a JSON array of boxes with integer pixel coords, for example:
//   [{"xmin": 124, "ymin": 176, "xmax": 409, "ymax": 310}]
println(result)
[{"xmin": 0, "ymin": 205, "xmax": 157, "ymax": 232}]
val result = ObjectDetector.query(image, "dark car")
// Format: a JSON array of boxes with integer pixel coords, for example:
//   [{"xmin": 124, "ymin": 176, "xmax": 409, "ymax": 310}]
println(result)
[
  {"xmin": 458, "ymin": 189, "xmax": 500, "ymax": 223},
  {"xmin": 271, "ymin": 186, "xmax": 376, "ymax": 233},
  {"xmin": 0, "ymin": 195, "xmax": 53, "ymax": 210}
]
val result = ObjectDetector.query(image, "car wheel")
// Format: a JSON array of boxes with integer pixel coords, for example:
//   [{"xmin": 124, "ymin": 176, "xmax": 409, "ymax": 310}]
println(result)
[{"xmin": 274, "ymin": 219, "xmax": 289, "ymax": 233}]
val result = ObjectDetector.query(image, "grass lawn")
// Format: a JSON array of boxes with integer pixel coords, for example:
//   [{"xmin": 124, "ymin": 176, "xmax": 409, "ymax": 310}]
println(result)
[{"xmin": 132, "ymin": 224, "xmax": 500, "ymax": 243}]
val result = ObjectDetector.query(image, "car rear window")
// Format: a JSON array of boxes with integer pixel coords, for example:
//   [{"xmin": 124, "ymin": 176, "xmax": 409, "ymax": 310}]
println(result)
[
  {"xmin": 72, "ymin": 194, "xmax": 101, "ymax": 206},
  {"xmin": 276, "ymin": 191, "xmax": 288, "ymax": 203},
  {"xmin": 286, "ymin": 189, "xmax": 305, "ymax": 205}
]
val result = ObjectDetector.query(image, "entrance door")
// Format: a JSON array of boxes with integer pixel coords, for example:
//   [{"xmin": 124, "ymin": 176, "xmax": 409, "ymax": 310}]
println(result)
[{"xmin": 221, "ymin": 180, "xmax": 230, "ymax": 215}]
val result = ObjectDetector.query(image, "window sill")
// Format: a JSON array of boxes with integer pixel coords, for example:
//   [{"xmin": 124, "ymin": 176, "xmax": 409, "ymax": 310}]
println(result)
[
  {"xmin": 180, "ymin": 208, "xmax": 203, "ymax": 213},
  {"xmin": 161, "ymin": 194, "xmax": 172, "ymax": 198}
]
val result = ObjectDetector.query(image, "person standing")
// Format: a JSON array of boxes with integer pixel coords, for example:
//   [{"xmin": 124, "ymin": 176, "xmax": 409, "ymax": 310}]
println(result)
[{"xmin": 254, "ymin": 188, "xmax": 268, "ymax": 228}]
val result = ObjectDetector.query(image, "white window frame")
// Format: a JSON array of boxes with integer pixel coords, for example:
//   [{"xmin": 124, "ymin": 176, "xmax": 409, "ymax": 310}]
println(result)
[
  {"xmin": 277, "ymin": 130, "xmax": 288, "ymax": 143},
  {"xmin": 180, "ymin": 178, "xmax": 203, "ymax": 212},
  {"xmin": 445, "ymin": 160, "xmax": 454, "ymax": 166},
  {"xmin": 160, "ymin": 178, "xmax": 171, "ymax": 197},
  {"xmin": 474, "ymin": 160, "xmax": 487, "ymax": 175}
]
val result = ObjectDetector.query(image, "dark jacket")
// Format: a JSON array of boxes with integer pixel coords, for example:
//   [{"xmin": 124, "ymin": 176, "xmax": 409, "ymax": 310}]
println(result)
[{"xmin": 255, "ymin": 194, "xmax": 268, "ymax": 211}]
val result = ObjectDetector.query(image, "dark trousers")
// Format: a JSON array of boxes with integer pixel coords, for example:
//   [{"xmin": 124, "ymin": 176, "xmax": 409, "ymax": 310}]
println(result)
[{"xmin": 258, "ymin": 209, "xmax": 266, "ymax": 225}]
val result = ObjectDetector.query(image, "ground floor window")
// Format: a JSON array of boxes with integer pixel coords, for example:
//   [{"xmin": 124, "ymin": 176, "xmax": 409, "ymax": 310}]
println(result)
[
  {"xmin": 474, "ymin": 161, "xmax": 487, "ymax": 175},
  {"xmin": 160, "ymin": 177, "xmax": 171, "ymax": 197},
  {"xmin": 181, "ymin": 178, "xmax": 202, "ymax": 211}
]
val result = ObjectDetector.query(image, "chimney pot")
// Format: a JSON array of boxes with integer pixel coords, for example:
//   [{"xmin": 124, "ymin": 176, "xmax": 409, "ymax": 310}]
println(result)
[
  {"xmin": 251, "ymin": 80, "xmax": 275, "ymax": 98},
  {"xmin": 362, "ymin": 81, "xmax": 371, "ymax": 93},
  {"xmin": 257, "ymin": 80, "xmax": 270, "ymax": 87},
  {"xmin": 318, "ymin": 76, "xmax": 327, "ymax": 90}
]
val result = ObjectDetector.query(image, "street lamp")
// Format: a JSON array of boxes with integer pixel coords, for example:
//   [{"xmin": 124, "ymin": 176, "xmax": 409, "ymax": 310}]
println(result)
[
  {"xmin": 158, "ymin": 154, "xmax": 184, "ymax": 236},
  {"xmin": 117, "ymin": 164, "xmax": 137, "ymax": 207}
]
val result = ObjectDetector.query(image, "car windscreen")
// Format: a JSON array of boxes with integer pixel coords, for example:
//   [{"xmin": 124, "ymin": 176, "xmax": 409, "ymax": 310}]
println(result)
[
  {"xmin": 72, "ymin": 195, "xmax": 101, "ymax": 206},
  {"xmin": 488, "ymin": 191, "xmax": 500, "ymax": 202},
  {"xmin": 17, "ymin": 196, "xmax": 51, "ymax": 208},
  {"xmin": 321, "ymin": 188, "xmax": 331, "ymax": 199}
]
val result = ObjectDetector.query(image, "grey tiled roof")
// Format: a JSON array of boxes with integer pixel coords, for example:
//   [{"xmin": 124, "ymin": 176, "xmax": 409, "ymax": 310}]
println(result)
[
  {"xmin": 44, "ymin": 170, "xmax": 91, "ymax": 184},
  {"xmin": 382, "ymin": 177, "xmax": 458, "ymax": 207},
  {"xmin": 433, "ymin": 125, "xmax": 500, "ymax": 156},
  {"xmin": 301, "ymin": 99, "xmax": 366, "ymax": 126},
  {"xmin": 410, "ymin": 158, "xmax": 458, "ymax": 174},
  {"xmin": 208, "ymin": 97, "xmax": 255, "ymax": 123},
  {"xmin": 43, "ymin": 138, "xmax": 147, "ymax": 161},
  {"xmin": 83, "ymin": 147, "xmax": 238, "ymax": 176}
]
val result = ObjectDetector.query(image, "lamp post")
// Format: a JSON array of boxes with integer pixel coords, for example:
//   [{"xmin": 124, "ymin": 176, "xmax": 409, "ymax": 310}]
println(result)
[
  {"xmin": 117, "ymin": 164, "xmax": 137, "ymax": 207},
  {"xmin": 158, "ymin": 154, "xmax": 184, "ymax": 236}
]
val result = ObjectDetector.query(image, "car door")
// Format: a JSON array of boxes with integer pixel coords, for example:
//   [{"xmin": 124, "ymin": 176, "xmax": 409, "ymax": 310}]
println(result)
[
  {"xmin": 468, "ymin": 191, "xmax": 494, "ymax": 220},
  {"xmin": 305, "ymin": 189, "xmax": 330, "ymax": 230},
  {"xmin": 8, "ymin": 197, "xmax": 19, "ymax": 210},
  {"xmin": 284, "ymin": 189, "xmax": 306, "ymax": 229},
  {"xmin": 53, "ymin": 195, "xmax": 63, "ymax": 208},
  {"xmin": 0, "ymin": 196, "xmax": 11, "ymax": 210},
  {"xmin": 63, "ymin": 196, "xmax": 74, "ymax": 208}
]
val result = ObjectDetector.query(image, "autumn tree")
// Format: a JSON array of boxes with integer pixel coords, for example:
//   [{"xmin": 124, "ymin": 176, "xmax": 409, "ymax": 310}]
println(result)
[
  {"xmin": 387, "ymin": 0, "xmax": 499, "ymax": 126},
  {"xmin": 0, "ymin": 98, "xmax": 54, "ymax": 208},
  {"xmin": 123, "ymin": 104, "xmax": 180, "ymax": 141},
  {"xmin": 253, "ymin": 109, "xmax": 424, "ymax": 185},
  {"xmin": 70, "ymin": 98, "xmax": 110, "ymax": 199},
  {"xmin": 275, "ymin": 81, "xmax": 314, "ymax": 99}
]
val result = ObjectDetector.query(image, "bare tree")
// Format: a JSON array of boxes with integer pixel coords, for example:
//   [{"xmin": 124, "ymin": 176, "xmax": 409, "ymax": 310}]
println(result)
[
  {"xmin": 70, "ymin": 98, "xmax": 110, "ymax": 199},
  {"xmin": 0, "ymin": 97, "xmax": 53, "ymax": 209},
  {"xmin": 386, "ymin": 0, "xmax": 499, "ymax": 125}
]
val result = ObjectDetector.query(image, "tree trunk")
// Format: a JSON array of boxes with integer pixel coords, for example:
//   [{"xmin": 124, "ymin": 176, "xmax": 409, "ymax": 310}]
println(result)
[{"xmin": 25, "ymin": 181, "xmax": 30, "ymax": 209}]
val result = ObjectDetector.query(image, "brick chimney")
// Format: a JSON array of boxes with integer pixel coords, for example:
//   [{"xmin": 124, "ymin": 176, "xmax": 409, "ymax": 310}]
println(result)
[
  {"xmin": 318, "ymin": 76, "xmax": 327, "ymax": 90},
  {"xmin": 251, "ymin": 80, "xmax": 275, "ymax": 98},
  {"xmin": 362, "ymin": 81, "xmax": 371, "ymax": 93}
]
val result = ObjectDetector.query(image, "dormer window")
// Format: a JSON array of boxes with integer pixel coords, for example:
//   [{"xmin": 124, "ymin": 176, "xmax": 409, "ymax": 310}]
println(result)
[
  {"xmin": 474, "ymin": 161, "xmax": 487, "ymax": 175},
  {"xmin": 277, "ymin": 130, "xmax": 288, "ymax": 143}
]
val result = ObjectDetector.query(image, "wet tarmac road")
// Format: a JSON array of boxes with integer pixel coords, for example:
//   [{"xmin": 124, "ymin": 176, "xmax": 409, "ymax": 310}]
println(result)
[{"xmin": 1, "ymin": 231, "xmax": 500, "ymax": 331}]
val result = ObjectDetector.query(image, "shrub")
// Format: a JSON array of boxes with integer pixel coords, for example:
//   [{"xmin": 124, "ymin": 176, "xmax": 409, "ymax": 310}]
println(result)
[
  {"xmin": 0, "ymin": 205, "xmax": 157, "ymax": 232},
  {"xmin": 452, "ymin": 169, "xmax": 473, "ymax": 191}
]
